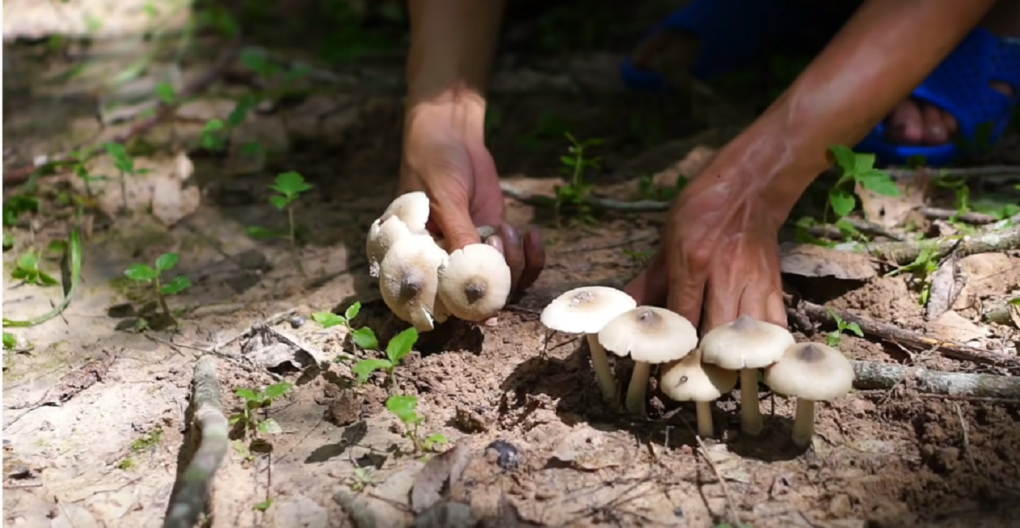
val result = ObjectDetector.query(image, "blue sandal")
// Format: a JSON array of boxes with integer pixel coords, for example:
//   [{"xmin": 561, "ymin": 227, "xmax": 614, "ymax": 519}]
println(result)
[{"xmin": 621, "ymin": 2, "xmax": 1020, "ymax": 167}]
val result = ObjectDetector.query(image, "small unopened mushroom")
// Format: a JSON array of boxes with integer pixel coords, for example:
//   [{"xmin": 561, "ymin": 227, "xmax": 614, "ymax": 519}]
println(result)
[
  {"xmin": 699, "ymin": 315, "xmax": 795, "ymax": 436},
  {"xmin": 381, "ymin": 191, "xmax": 430, "ymax": 233},
  {"xmin": 437, "ymin": 243, "xmax": 512, "ymax": 322},
  {"xmin": 540, "ymin": 286, "xmax": 637, "ymax": 404},
  {"xmin": 764, "ymin": 342, "xmax": 855, "ymax": 448},
  {"xmin": 366, "ymin": 215, "xmax": 412, "ymax": 278},
  {"xmin": 659, "ymin": 349, "xmax": 738, "ymax": 438},
  {"xmin": 598, "ymin": 306, "xmax": 699, "ymax": 416},
  {"xmin": 378, "ymin": 234, "xmax": 450, "ymax": 332}
]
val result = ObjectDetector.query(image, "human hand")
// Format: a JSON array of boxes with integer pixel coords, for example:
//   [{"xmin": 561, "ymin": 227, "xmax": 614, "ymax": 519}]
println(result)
[
  {"xmin": 399, "ymin": 100, "xmax": 545, "ymax": 301},
  {"xmin": 624, "ymin": 162, "xmax": 789, "ymax": 334}
]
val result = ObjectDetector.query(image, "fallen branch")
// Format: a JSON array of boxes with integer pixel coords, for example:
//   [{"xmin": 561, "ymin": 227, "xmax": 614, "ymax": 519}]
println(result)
[
  {"xmin": 791, "ymin": 300, "xmax": 1011, "ymax": 367},
  {"xmin": 866, "ymin": 223, "xmax": 1020, "ymax": 265},
  {"xmin": 852, "ymin": 360, "xmax": 1020, "ymax": 400},
  {"xmin": 163, "ymin": 355, "xmax": 229, "ymax": 528}
]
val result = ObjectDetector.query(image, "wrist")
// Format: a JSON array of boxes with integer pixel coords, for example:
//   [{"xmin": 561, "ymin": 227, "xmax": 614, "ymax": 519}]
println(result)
[{"xmin": 404, "ymin": 84, "xmax": 488, "ymax": 143}]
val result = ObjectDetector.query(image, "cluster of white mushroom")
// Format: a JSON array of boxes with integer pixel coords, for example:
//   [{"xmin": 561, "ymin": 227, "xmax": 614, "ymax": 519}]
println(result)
[
  {"xmin": 365, "ymin": 192, "xmax": 514, "ymax": 332},
  {"xmin": 540, "ymin": 286, "xmax": 856, "ymax": 447}
]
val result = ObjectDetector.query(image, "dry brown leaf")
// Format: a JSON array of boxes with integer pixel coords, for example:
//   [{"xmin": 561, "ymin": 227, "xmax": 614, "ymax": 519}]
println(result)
[
  {"xmin": 855, "ymin": 170, "xmax": 931, "ymax": 228},
  {"xmin": 927, "ymin": 310, "xmax": 989, "ymax": 344},
  {"xmin": 779, "ymin": 242, "xmax": 878, "ymax": 280},
  {"xmin": 411, "ymin": 442, "xmax": 473, "ymax": 514},
  {"xmin": 951, "ymin": 253, "xmax": 1020, "ymax": 311}
]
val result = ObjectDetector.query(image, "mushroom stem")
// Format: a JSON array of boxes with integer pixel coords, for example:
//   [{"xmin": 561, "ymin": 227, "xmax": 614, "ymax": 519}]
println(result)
[
  {"xmin": 585, "ymin": 334, "xmax": 618, "ymax": 405},
  {"xmin": 738, "ymin": 369, "xmax": 764, "ymax": 435},
  {"xmin": 694, "ymin": 400, "xmax": 715, "ymax": 439},
  {"xmin": 625, "ymin": 361, "xmax": 651, "ymax": 415},
  {"xmin": 791, "ymin": 398, "xmax": 816, "ymax": 448}
]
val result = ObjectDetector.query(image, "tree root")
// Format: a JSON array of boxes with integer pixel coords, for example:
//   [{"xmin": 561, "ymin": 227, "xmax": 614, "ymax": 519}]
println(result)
[
  {"xmin": 790, "ymin": 299, "xmax": 1014, "ymax": 367},
  {"xmin": 163, "ymin": 355, "xmax": 229, "ymax": 528},
  {"xmin": 852, "ymin": 360, "xmax": 1020, "ymax": 400}
]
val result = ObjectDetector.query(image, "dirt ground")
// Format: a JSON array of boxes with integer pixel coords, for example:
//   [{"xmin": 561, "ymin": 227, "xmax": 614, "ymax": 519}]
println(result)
[{"xmin": 4, "ymin": 1, "xmax": 1020, "ymax": 527}]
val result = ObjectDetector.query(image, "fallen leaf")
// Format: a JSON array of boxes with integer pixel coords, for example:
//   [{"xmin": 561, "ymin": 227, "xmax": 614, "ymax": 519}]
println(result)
[
  {"xmin": 927, "ymin": 310, "xmax": 989, "ymax": 344},
  {"xmin": 779, "ymin": 242, "xmax": 878, "ymax": 280},
  {"xmin": 951, "ymin": 253, "xmax": 1020, "ymax": 311},
  {"xmin": 411, "ymin": 441, "xmax": 473, "ymax": 514},
  {"xmin": 924, "ymin": 255, "xmax": 962, "ymax": 321},
  {"xmin": 855, "ymin": 170, "xmax": 930, "ymax": 228}
]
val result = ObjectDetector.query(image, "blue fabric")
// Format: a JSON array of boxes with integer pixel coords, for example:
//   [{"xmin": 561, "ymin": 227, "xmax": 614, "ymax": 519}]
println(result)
[
  {"xmin": 620, "ymin": 3, "xmax": 1020, "ymax": 167},
  {"xmin": 856, "ymin": 28, "xmax": 1020, "ymax": 166}
]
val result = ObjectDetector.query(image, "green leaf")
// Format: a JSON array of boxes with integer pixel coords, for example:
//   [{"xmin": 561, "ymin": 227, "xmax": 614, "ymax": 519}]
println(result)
[
  {"xmin": 227, "ymin": 95, "xmax": 257, "ymax": 128},
  {"xmin": 236, "ymin": 387, "xmax": 261, "ymax": 402},
  {"xmin": 264, "ymin": 382, "xmax": 293, "ymax": 400},
  {"xmin": 155, "ymin": 252, "xmax": 180, "ymax": 272},
  {"xmin": 845, "ymin": 322, "xmax": 864, "ymax": 337},
  {"xmin": 312, "ymin": 312, "xmax": 346, "ymax": 328},
  {"xmin": 103, "ymin": 142, "xmax": 129, "ymax": 161},
  {"xmin": 270, "ymin": 171, "xmax": 313, "ymax": 198},
  {"xmin": 385, "ymin": 394, "xmax": 421, "ymax": 424},
  {"xmin": 828, "ymin": 145, "xmax": 857, "ymax": 171},
  {"xmin": 124, "ymin": 263, "xmax": 158, "ymax": 282},
  {"xmin": 3, "ymin": 332, "xmax": 17, "ymax": 350},
  {"xmin": 253, "ymin": 499, "xmax": 274, "ymax": 512},
  {"xmin": 852, "ymin": 152, "xmax": 877, "ymax": 173},
  {"xmin": 386, "ymin": 327, "xmax": 419, "ymax": 365},
  {"xmin": 269, "ymin": 195, "xmax": 291, "ymax": 210},
  {"xmin": 37, "ymin": 271, "xmax": 59, "ymax": 286},
  {"xmin": 160, "ymin": 276, "xmax": 192, "ymax": 295},
  {"xmin": 352, "ymin": 358, "xmax": 392, "ymax": 383},
  {"xmin": 344, "ymin": 301, "xmax": 362, "ymax": 321},
  {"xmin": 3, "ymin": 232, "xmax": 13, "ymax": 250},
  {"xmin": 16, "ymin": 252, "xmax": 38, "ymax": 269},
  {"xmin": 351, "ymin": 327, "xmax": 379, "ymax": 350},
  {"xmin": 258, "ymin": 418, "xmax": 283, "ymax": 435},
  {"xmin": 855, "ymin": 170, "xmax": 901, "ymax": 197},
  {"xmin": 828, "ymin": 188, "xmax": 856, "ymax": 218},
  {"xmin": 240, "ymin": 48, "xmax": 276, "ymax": 76},
  {"xmin": 247, "ymin": 226, "xmax": 283, "ymax": 239},
  {"xmin": 424, "ymin": 433, "xmax": 448, "ymax": 450},
  {"xmin": 156, "ymin": 81, "xmax": 176, "ymax": 104},
  {"xmin": 202, "ymin": 119, "xmax": 225, "ymax": 133}
]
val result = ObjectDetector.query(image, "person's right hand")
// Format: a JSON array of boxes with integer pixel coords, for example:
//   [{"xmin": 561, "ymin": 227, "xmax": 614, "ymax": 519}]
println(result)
[{"xmin": 398, "ymin": 99, "xmax": 545, "ymax": 301}]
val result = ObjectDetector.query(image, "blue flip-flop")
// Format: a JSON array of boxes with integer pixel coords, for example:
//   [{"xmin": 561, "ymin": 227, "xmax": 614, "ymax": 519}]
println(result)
[{"xmin": 621, "ymin": 2, "xmax": 1020, "ymax": 167}]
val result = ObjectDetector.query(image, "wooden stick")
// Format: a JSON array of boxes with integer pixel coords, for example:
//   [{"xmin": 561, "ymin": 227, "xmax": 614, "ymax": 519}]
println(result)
[{"xmin": 852, "ymin": 360, "xmax": 1020, "ymax": 399}]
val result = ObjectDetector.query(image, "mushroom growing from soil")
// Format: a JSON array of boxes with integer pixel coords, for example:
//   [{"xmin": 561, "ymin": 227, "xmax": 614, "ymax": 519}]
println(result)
[
  {"xmin": 699, "ymin": 315, "xmax": 795, "ymax": 436},
  {"xmin": 366, "ymin": 215, "xmax": 413, "ymax": 278},
  {"xmin": 378, "ymin": 234, "xmax": 450, "ymax": 332},
  {"xmin": 763, "ymin": 342, "xmax": 855, "ymax": 448},
  {"xmin": 540, "ymin": 286, "xmax": 637, "ymax": 404},
  {"xmin": 598, "ymin": 306, "xmax": 699, "ymax": 416},
  {"xmin": 659, "ymin": 349, "xmax": 738, "ymax": 438},
  {"xmin": 437, "ymin": 243, "xmax": 512, "ymax": 322}
]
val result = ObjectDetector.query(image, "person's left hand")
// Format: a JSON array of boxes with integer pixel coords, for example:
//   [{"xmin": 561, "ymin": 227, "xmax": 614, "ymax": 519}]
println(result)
[{"xmin": 624, "ymin": 158, "xmax": 789, "ymax": 333}]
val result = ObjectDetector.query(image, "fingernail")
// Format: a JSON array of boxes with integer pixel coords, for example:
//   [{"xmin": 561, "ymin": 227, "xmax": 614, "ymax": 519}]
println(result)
[
  {"xmin": 498, "ymin": 224, "xmax": 521, "ymax": 248},
  {"xmin": 484, "ymin": 234, "xmax": 505, "ymax": 255},
  {"xmin": 483, "ymin": 316, "xmax": 499, "ymax": 327}
]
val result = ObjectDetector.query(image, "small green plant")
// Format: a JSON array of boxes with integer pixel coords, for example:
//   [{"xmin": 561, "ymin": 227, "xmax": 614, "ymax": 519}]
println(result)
[
  {"xmin": 254, "ymin": 499, "xmax": 273, "ymax": 512},
  {"xmin": 348, "ymin": 467, "xmax": 375, "ymax": 492},
  {"xmin": 636, "ymin": 173, "xmax": 688, "ymax": 202},
  {"xmin": 886, "ymin": 241, "xmax": 942, "ymax": 306},
  {"xmin": 555, "ymin": 132, "xmax": 603, "ymax": 226},
  {"xmin": 385, "ymin": 394, "xmax": 448, "ymax": 454},
  {"xmin": 118, "ymin": 458, "xmax": 136, "ymax": 470},
  {"xmin": 826, "ymin": 309, "xmax": 863, "ymax": 347},
  {"xmin": 3, "ymin": 194, "xmax": 39, "ymax": 228},
  {"xmin": 248, "ymin": 171, "xmax": 313, "ymax": 254},
  {"xmin": 3, "ymin": 332, "xmax": 18, "ymax": 350},
  {"xmin": 826, "ymin": 145, "xmax": 900, "ymax": 230},
  {"xmin": 69, "ymin": 146, "xmax": 105, "ymax": 196},
  {"xmin": 10, "ymin": 251, "xmax": 58, "ymax": 286},
  {"xmin": 312, "ymin": 301, "xmax": 379, "ymax": 355},
  {"xmin": 622, "ymin": 249, "xmax": 653, "ymax": 266},
  {"xmin": 351, "ymin": 327, "xmax": 418, "ymax": 386},
  {"xmin": 131, "ymin": 428, "xmax": 164, "ymax": 452},
  {"xmin": 230, "ymin": 382, "xmax": 294, "ymax": 438},
  {"xmin": 103, "ymin": 142, "xmax": 151, "ymax": 213},
  {"xmin": 123, "ymin": 252, "xmax": 192, "ymax": 324}
]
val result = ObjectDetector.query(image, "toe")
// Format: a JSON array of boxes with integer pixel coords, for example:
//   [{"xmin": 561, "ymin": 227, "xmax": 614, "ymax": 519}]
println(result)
[
  {"xmin": 921, "ymin": 104, "xmax": 949, "ymax": 144},
  {"xmin": 887, "ymin": 100, "xmax": 925, "ymax": 144}
]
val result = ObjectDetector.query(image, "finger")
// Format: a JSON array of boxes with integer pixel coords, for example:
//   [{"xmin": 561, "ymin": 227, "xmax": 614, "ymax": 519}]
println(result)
[
  {"xmin": 431, "ymin": 199, "xmax": 482, "ymax": 251},
  {"xmin": 483, "ymin": 232, "xmax": 505, "ymax": 255},
  {"xmin": 625, "ymin": 248, "xmax": 669, "ymax": 307},
  {"xmin": 496, "ymin": 224, "xmax": 526, "ymax": 293},
  {"xmin": 517, "ymin": 228, "xmax": 546, "ymax": 293}
]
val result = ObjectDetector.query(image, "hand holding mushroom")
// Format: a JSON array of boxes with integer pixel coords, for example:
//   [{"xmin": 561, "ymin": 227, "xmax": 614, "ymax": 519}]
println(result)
[{"xmin": 367, "ymin": 192, "xmax": 519, "ymax": 332}]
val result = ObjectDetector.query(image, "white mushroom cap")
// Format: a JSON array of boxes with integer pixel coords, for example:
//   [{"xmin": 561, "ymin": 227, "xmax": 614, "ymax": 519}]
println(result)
[
  {"xmin": 437, "ymin": 243, "xmax": 512, "ymax": 322},
  {"xmin": 598, "ymin": 306, "xmax": 698, "ymax": 364},
  {"xmin": 366, "ymin": 215, "xmax": 412, "ymax": 278},
  {"xmin": 381, "ymin": 191, "xmax": 430, "ymax": 233},
  {"xmin": 378, "ymin": 234, "xmax": 449, "ymax": 332},
  {"xmin": 699, "ymin": 315, "xmax": 795, "ymax": 370},
  {"xmin": 540, "ymin": 286, "xmax": 637, "ymax": 335},
  {"xmin": 764, "ymin": 342, "xmax": 855, "ymax": 401},
  {"xmin": 660, "ymin": 350, "xmax": 738, "ymax": 402}
]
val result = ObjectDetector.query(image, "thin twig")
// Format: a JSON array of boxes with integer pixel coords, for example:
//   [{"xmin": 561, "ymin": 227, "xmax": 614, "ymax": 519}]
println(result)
[
  {"xmin": 792, "ymin": 300, "xmax": 1012, "ymax": 366},
  {"xmin": 205, "ymin": 308, "xmax": 298, "ymax": 354}
]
